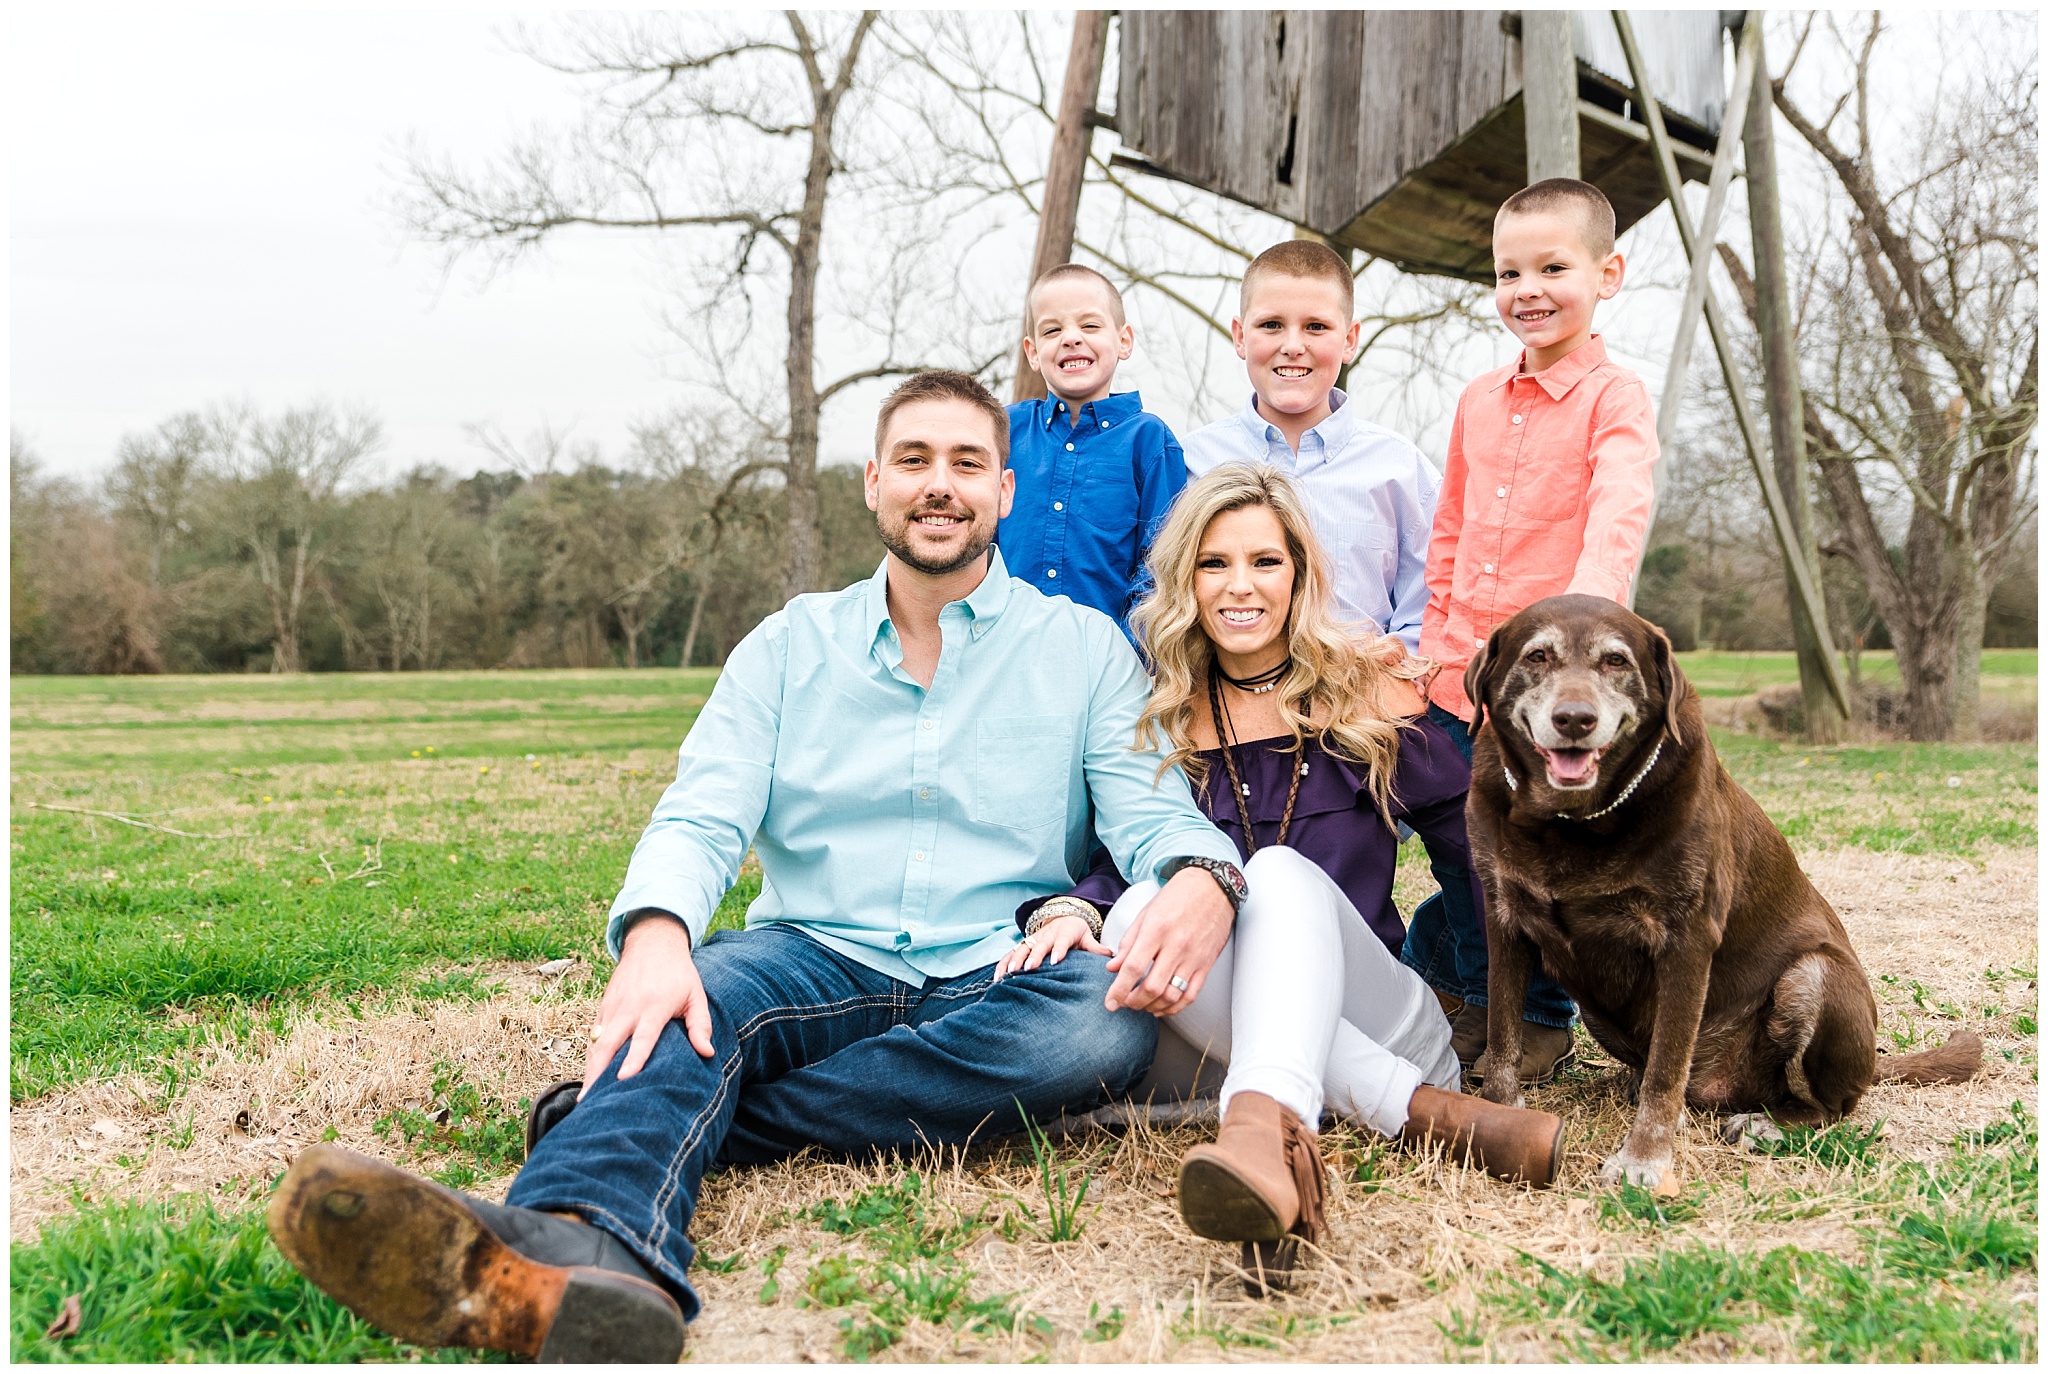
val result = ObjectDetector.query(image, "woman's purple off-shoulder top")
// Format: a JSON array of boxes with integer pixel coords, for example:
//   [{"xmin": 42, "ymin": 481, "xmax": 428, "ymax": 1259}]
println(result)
[{"xmin": 1021, "ymin": 714, "xmax": 1485, "ymax": 955}]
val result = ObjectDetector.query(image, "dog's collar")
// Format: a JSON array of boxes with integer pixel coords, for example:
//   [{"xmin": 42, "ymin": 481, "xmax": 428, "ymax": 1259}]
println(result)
[{"xmin": 1503, "ymin": 737, "xmax": 1665, "ymax": 821}]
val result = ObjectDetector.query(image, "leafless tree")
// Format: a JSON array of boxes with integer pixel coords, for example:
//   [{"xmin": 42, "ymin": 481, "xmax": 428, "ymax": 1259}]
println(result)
[
  {"xmin": 398, "ymin": 11, "xmax": 968, "ymax": 601},
  {"xmin": 107, "ymin": 412, "xmax": 213, "ymax": 588},
  {"xmin": 1754, "ymin": 11, "xmax": 2036, "ymax": 739},
  {"xmin": 209, "ymin": 403, "xmax": 383, "ymax": 673}
]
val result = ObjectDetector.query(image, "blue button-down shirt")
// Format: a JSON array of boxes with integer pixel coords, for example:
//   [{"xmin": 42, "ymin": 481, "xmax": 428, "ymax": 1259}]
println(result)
[
  {"xmin": 1183, "ymin": 389, "xmax": 1439, "ymax": 652},
  {"xmin": 608, "ymin": 549, "xmax": 1237, "ymax": 984},
  {"xmin": 997, "ymin": 391, "xmax": 1187, "ymax": 640}
]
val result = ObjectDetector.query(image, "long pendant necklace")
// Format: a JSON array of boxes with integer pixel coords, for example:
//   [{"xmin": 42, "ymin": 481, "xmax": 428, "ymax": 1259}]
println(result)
[{"xmin": 1207, "ymin": 661, "xmax": 1306, "ymax": 854}]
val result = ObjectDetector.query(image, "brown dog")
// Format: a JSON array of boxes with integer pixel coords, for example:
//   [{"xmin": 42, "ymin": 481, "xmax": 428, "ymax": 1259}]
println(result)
[{"xmin": 1464, "ymin": 595, "xmax": 1980, "ymax": 1188}]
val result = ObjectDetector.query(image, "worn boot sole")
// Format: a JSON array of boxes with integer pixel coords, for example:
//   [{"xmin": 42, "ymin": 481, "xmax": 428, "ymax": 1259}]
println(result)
[
  {"xmin": 1177, "ymin": 1152, "xmax": 1291, "ymax": 1243},
  {"xmin": 268, "ymin": 1144, "xmax": 685, "ymax": 1363}
]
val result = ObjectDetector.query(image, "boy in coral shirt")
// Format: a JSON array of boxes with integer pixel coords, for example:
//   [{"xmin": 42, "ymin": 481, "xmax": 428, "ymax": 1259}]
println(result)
[{"xmin": 1403, "ymin": 179, "xmax": 1660, "ymax": 1085}]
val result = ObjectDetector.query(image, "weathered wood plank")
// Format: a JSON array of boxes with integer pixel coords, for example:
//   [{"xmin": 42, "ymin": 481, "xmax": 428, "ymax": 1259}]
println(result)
[{"xmin": 1116, "ymin": 9, "xmax": 1720, "ymax": 278}]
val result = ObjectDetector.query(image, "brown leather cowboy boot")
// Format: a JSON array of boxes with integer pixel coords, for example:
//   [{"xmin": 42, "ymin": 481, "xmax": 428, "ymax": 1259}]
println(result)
[
  {"xmin": 1399, "ymin": 1085, "xmax": 1565, "ymax": 1187},
  {"xmin": 1466, "ymin": 1020, "xmax": 1579, "ymax": 1086},
  {"xmin": 269, "ymin": 1143, "xmax": 686, "ymax": 1362},
  {"xmin": 1177, "ymin": 1092, "xmax": 1329, "ymax": 1294}
]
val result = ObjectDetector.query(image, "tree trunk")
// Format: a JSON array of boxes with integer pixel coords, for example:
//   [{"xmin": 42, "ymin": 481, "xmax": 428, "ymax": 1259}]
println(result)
[
  {"xmin": 1952, "ymin": 551, "xmax": 1988, "ymax": 740},
  {"xmin": 1012, "ymin": 11, "xmax": 1109, "ymax": 403},
  {"xmin": 680, "ymin": 581, "xmax": 708, "ymax": 669},
  {"xmin": 780, "ymin": 14, "xmax": 874, "ymax": 601}
]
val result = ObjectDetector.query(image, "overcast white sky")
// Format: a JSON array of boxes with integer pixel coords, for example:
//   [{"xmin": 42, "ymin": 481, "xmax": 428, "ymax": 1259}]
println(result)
[{"xmin": 10, "ymin": 8, "xmax": 693, "ymax": 481}]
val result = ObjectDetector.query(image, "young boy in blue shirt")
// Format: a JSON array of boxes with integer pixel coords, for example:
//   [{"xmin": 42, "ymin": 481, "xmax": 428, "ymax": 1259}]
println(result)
[{"xmin": 998, "ymin": 264, "xmax": 1187, "ymax": 642}]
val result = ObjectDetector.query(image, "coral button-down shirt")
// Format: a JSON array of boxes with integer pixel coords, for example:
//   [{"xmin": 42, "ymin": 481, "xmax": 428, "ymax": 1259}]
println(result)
[{"xmin": 1421, "ymin": 336, "xmax": 1659, "ymax": 720}]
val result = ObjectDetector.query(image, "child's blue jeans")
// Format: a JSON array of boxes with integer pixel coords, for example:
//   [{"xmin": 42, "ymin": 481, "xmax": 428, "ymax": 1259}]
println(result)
[
  {"xmin": 1400, "ymin": 703, "xmax": 1578, "ymax": 1030},
  {"xmin": 506, "ymin": 922, "xmax": 1157, "ymax": 1319}
]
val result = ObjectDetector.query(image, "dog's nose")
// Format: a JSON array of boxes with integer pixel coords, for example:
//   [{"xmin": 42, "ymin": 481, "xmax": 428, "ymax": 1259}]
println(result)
[{"xmin": 1551, "ymin": 702, "xmax": 1599, "ymax": 740}]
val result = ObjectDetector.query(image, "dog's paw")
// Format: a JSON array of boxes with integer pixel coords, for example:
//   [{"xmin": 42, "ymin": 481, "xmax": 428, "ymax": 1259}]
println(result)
[
  {"xmin": 1719, "ymin": 1113, "xmax": 1786, "ymax": 1151},
  {"xmin": 1476, "ymin": 1079, "xmax": 1525, "ymax": 1109},
  {"xmin": 1598, "ymin": 1149, "xmax": 1676, "ymax": 1192}
]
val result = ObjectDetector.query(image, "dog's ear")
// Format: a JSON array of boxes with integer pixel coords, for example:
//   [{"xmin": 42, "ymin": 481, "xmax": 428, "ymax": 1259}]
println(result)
[
  {"xmin": 1464, "ymin": 624, "xmax": 1505, "ymax": 736},
  {"xmin": 1647, "ymin": 623, "xmax": 1686, "ymax": 748}
]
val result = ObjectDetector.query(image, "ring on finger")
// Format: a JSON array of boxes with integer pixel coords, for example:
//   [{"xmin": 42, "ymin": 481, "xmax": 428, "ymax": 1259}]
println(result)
[{"xmin": 1168, "ymin": 974, "xmax": 1189, "ymax": 992}]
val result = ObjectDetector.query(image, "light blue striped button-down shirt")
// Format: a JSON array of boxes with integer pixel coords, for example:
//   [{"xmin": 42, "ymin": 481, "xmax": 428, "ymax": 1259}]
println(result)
[
  {"xmin": 607, "ymin": 550, "xmax": 1238, "ymax": 984},
  {"xmin": 1183, "ymin": 389, "xmax": 1440, "ymax": 652}
]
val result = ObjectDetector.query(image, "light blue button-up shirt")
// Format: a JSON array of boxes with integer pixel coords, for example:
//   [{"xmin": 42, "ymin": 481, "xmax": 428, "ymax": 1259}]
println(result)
[
  {"xmin": 1183, "ymin": 389, "xmax": 1439, "ymax": 652},
  {"xmin": 607, "ymin": 549, "xmax": 1237, "ymax": 984}
]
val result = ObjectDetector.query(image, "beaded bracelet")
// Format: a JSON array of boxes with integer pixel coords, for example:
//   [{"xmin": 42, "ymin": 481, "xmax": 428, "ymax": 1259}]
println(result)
[{"xmin": 1024, "ymin": 896, "xmax": 1105, "ymax": 942}]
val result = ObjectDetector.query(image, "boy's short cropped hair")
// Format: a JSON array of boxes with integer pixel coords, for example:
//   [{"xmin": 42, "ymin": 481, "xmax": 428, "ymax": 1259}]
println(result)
[
  {"xmin": 873, "ymin": 369, "xmax": 1011, "ymax": 467},
  {"xmin": 1028, "ymin": 262, "xmax": 1126, "ymax": 328},
  {"xmin": 1495, "ymin": 178, "xmax": 1617, "ymax": 258},
  {"xmin": 1240, "ymin": 239, "xmax": 1355, "ymax": 319}
]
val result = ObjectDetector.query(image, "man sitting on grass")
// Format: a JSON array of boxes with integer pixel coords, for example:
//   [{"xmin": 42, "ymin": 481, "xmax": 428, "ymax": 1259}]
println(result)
[{"xmin": 266, "ymin": 370, "xmax": 1245, "ymax": 1362}]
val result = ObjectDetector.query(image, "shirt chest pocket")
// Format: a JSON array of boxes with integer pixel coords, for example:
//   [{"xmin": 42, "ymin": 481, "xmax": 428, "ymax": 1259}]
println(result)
[
  {"xmin": 1072, "ymin": 462, "xmax": 1142, "ymax": 535},
  {"xmin": 974, "ymin": 716, "xmax": 1075, "ymax": 831},
  {"xmin": 1503, "ymin": 447, "xmax": 1591, "ymax": 525}
]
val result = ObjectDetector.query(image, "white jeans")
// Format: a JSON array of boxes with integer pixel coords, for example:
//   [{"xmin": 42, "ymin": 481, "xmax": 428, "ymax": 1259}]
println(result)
[{"xmin": 1104, "ymin": 845, "xmax": 1461, "ymax": 1136}]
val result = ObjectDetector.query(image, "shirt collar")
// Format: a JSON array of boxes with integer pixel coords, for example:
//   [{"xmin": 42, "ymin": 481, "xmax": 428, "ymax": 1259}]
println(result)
[
  {"xmin": 1491, "ymin": 334, "xmax": 1610, "ymax": 400},
  {"xmin": 862, "ymin": 546, "xmax": 1017, "ymax": 651},
  {"xmin": 1040, "ymin": 389, "xmax": 1143, "ymax": 430},
  {"xmin": 1234, "ymin": 387, "xmax": 1352, "ymax": 454}
]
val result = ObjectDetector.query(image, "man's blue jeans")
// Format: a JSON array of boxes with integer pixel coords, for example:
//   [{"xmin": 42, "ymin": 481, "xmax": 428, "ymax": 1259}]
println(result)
[
  {"xmin": 1400, "ymin": 703, "xmax": 1577, "ymax": 1030},
  {"xmin": 505, "ymin": 922, "xmax": 1157, "ymax": 1320}
]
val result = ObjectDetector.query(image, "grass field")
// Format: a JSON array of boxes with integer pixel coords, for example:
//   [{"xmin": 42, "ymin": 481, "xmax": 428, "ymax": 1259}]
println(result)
[
  {"xmin": 1675, "ymin": 648, "xmax": 2037, "ymax": 702},
  {"xmin": 10, "ymin": 664, "xmax": 2038, "ymax": 1362}
]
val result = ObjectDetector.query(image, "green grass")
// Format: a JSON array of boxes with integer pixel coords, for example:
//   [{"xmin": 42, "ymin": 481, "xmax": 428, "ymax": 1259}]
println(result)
[
  {"xmin": 10, "ymin": 1195, "xmax": 494, "ymax": 1363},
  {"xmin": 1461, "ymin": 1107, "xmax": 2039, "ymax": 1361},
  {"xmin": 1712, "ymin": 736, "xmax": 2036, "ymax": 853},
  {"xmin": 784, "ymin": 1168, "xmax": 1032, "ymax": 1360},
  {"xmin": 10, "ymin": 667, "xmax": 718, "ymax": 773},
  {"xmin": 1676, "ymin": 648, "xmax": 2037, "ymax": 701},
  {"xmin": 10, "ymin": 669, "xmax": 764, "ymax": 1103}
]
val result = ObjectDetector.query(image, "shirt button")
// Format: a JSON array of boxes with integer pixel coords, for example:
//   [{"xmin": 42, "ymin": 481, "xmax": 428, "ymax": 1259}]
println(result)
[
  {"xmin": 1047, "ymin": 569, "xmax": 1058, "ymax": 577},
  {"xmin": 1511, "ymin": 414, "xmax": 1524, "ymax": 425},
  {"xmin": 1475, "ymin": 637, "xmax": 1486, "ymax": 647},
  {"xmin": 1100, "ymin": 420, "xmax": 1109, "ymax": 428},
  {"xmin": 1053, "ymin": 502, "xmax": 1063, "ymax": 511},
  {"xmin": 1483, "ymin": 563, "xmax": 1495, "ymax": 573},
  {"xmin": 920, "ymin": 787, "xmax": 931, "ymax": 799},
  {"xmin": 921, "ymin": 720, "xmax": 933, "ymax": 730},
  {"xmin": 1065, "ymin": 443, "xmax": 1075, "ymax": 452},
  {"xmin": 1496, "ymin": 486, "xmax": 1509, "ymax": 498},
  {"xmin": 915, "ymin": 851, "xmax": 927, "ymax": 862}
]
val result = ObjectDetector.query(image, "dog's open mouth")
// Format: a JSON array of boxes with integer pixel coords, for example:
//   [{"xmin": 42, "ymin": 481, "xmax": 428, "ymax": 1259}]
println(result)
[{"xmin": 1537, "ymin": 746, "xmax": 1602, "ymax": 788}]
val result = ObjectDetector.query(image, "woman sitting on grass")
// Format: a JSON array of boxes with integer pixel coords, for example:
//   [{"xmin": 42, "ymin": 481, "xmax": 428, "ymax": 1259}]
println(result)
[{"xmin": 995, "ymin": 463, "xmax": 1564, "ymax": 1281}]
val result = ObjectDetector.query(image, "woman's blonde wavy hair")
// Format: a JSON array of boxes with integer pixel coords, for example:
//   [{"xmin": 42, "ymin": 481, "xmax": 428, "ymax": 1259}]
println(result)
[{"xmin": 1130, "ymin": 463, "xmax": 1428, "ymax": 825}]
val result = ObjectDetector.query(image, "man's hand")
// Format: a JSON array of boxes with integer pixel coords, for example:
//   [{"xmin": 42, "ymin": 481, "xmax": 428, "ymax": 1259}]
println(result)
[
  {"xmin": 1103, "ymin": 867, "xmax": 1234, "ymax": 1016},
  {"xmin": 579, "ymin": 916, "xmax": 714, "ymax": 1099}
]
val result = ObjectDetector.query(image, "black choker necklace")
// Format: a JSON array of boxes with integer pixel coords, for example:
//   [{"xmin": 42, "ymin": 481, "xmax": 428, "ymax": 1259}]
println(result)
[{"xmin": 1214, "ymin": 658, "xmax": 1290, "ymax": 694}]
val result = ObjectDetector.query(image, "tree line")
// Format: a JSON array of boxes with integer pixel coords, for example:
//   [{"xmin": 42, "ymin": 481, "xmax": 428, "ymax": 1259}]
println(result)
[{"xmin": 10, "ymin": 409, "xmax": 883, "ymax": 676}]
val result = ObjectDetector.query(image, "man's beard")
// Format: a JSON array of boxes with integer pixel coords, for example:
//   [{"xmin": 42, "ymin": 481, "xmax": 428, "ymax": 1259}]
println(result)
[{"xmin": 877, "ymin": 502, "xmax": 996, "ymax": 577}]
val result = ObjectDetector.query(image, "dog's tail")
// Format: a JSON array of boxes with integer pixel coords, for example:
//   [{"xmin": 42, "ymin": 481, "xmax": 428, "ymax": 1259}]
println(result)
[{"xmin": 1875, "ymin": 1029, "xmax": 1985, "ymax": 1085}]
